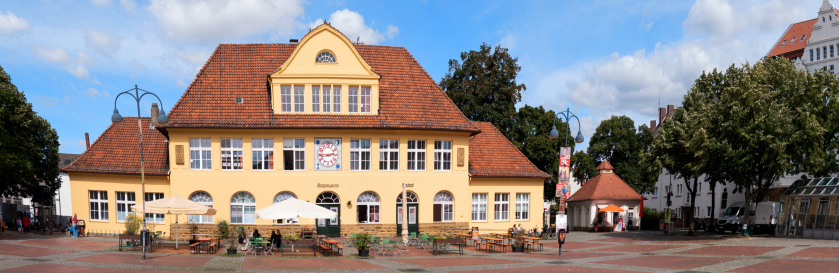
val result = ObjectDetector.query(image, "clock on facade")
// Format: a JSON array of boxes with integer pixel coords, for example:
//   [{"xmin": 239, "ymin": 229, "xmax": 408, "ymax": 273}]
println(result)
[{"xmin": 314, "ymin": 138, "xmax": 341, "ymax": 171}]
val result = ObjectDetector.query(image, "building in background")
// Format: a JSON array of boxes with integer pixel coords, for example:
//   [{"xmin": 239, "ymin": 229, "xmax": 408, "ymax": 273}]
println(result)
[
  {"xmin": 767, "ymin": 0, "xmax": 839, "ymax": 74},
  {"xmin": 567, "ymin": 161, "xmax": 642, "ymax": 231}
]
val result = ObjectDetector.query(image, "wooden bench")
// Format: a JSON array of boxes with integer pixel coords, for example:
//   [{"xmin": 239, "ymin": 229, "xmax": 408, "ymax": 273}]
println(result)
[
  {"xmin": 335, "ymin": 244, "xmax": 344, "ymax": 255},
  {"xmin": 208, "ymin": 242, "xmax": 217, "ymax": 253},
  {"xmin": 532, "ymin": 241, "xmax": 544, "ymax": 251},
  {"xmin": 522, "ymin": 242, "xmax": 534, "ymax": 252},
  {"xmin": 281, "ymin": 239, "xmax": 317, "ymax": 257},
  {"xmin": 118, "ymin": 234, "xmax": 149, "ymax": 252},
  {"xmin": 496, "ymin": 243, "xmax": 509, "ymax": 253},
  {"xmin": 432, "ymin": 238, "xmax": 464, "ymax": 256},
  {"xmin": 190, "ymin": 243, "xmax": 201, "ymax": 254}
]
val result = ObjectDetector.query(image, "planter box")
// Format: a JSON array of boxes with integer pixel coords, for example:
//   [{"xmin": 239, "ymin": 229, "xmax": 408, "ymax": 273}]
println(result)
[
  {"xmin": 833, "ymin": 231, "xmax": 839, "ymax": 240},
  {"xmin": 512, "ymin": 246, "xmax": 524, "ymax": 252},
  {"xmin": 358, "ymin": 250, "xmax": 369, "ymax": 257},
  {"xmin": 803, "ymin": 229, "xmax": 814, "ymax": 239},
  {"xmin": 227, "ymin": 248, "xmax": 237, "ymax": 255},
  {"xmin": 813, "ymin": 230, "xmax": 825, "ymax": 239}
]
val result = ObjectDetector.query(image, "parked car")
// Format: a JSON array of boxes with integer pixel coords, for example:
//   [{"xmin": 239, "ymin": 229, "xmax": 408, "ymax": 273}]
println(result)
[
  {"xmin": 754, "ymin": 201, "xmax": 780, "ymax": 234},
  {"xmin": 716, "ymin": 201, "xmax": 756, "ymax": 234}
]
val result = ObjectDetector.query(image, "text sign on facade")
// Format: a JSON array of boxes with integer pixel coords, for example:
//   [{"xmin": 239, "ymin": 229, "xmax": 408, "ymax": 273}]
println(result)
[
  {"xmin": 457, "ymin": 147, "xmax": 465, "ymax": 167},
  {"xmin": 175, "ymin": 145, "xmax": 184, "ymax": 165}
]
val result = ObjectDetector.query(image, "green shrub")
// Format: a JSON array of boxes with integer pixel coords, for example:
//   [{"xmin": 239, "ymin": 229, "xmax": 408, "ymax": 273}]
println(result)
[
  {"xmin": 124, "ymin": 214, "xmax": 142, "ymax": 235},
  {"xmin": 352, "ymin": 233, "xmax": 372, "ymax": 251},
  {"xmin": 216, "ymin": 220, "xmax": 230, "ymax": 238},
  {"xmin": 641, "ymin": 207, "xmax": 663, "ymax": 230}
]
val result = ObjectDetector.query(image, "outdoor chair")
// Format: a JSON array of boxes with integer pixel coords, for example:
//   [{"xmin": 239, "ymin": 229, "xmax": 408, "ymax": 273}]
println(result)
[
  {"xmin": 389, "ymin": 239, "xmax": 404, "ymax": 257},
  {"xmin": 375, "ymin": 239, "xmax": 390, "ymax": 257},
  {"xmin": 252, "ymin": 238, "xmax": 265, "ymax": 256},
  {"xmin": 264, "ymin": 240, "xmax": 275, "ymax": 256}
]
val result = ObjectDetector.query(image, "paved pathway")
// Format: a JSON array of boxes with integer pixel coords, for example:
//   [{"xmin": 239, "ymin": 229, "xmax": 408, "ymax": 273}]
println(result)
[{"xmin": 0, "ymin": 230, "xmax": 837, "ymax": 272}]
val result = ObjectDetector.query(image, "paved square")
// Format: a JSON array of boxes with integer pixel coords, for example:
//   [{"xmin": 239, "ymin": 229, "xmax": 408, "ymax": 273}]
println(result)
[
  {"xmin": 243, "ymin": 258, "xmax": 386, "ymax": 269},
  {"xmin": 595, "ymin": 256, "xmax": 735, "ymax": 269},
  {"xmin": 0, "ymin": 264, "xmax": 183, "ymax": 273},
  {"xmin": 544, "ymin": 241, "xmax": 611, "ymax": 249},
  {"xmin": 464, "ymin": 265, "xmax": 644, "ymax": 272},
  {"xmin": 511, "ymin": 252, "xmax": 624, "ymax": 260},
  {"xmin": 591, "ymin": 237, "xmax": 654, "ymax": 244},
  {"xmin": 726, "ymin": 260, "xmax": 839, "ymax": 272},
  {"xmin": 392, "ymin": 257, "xmax": 526, "ymax": 268},
  {"xmin": 594, "ymin": 244, "xmax": 688, "ymax": 253},
  {"xmin": 21, "ymin": 238, "xmax": 114, "ymax": 250},
  {"xmin": 677, "ymin": 246, "xmax": 783, "ymax": 256},
  {"xmin": 70, "ymin": 253, "xmax": 213, "ymax": 267},
  {"xmin": 0, "ymin": 245, "xmax": 76, "ymax": 257},
  {"xmin": 786, "ymin": 247, "xmax": 839, "ymax": 257}
]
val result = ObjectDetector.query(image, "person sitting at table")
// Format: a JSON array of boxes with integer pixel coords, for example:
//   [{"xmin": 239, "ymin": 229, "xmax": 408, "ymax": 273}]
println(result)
[
  {"xmin": 253, "ymin": 228, "xmax": 261, "ymax": 239},
  {"xmin": 270, "ymin": 231, "xmax": 281, "ymax": 249}
]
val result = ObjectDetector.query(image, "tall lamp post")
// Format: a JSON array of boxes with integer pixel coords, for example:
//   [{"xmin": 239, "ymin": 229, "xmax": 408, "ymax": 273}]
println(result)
[
  {"xmin": 548, "ymin": 108, "xmax": 584, "ymax": 217},
  {"xmin": 110, "ymin": 85, "xmax": 169, "ymax": 259}
]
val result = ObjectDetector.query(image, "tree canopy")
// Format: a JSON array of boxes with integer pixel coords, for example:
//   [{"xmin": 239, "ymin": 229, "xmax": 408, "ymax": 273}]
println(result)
[
  {"xmin": 0, "ymin": 65, "xmax": 61, "ymax": 198},
  {"xmin": 440, "ymin": 43, "xmax": 525, "ymax": 140},
  {"xmin": 581, "ymin": 115, "xmax": 657, "ymax": 193},
  {"xmin": 509, "ymin": 105, "xmax": 573, "ymax": 200}
]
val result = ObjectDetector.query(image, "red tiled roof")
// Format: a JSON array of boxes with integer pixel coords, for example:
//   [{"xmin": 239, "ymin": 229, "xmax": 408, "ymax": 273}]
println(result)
[
  {"xmin": 468, "ymin": 121, "xmax": 550, "ymax": 179},
  {"xmin": 568, "ymin": 160, "xmax": 641, "ymax": 202},
  {"xmin": 595, "ymin": 161, "xmax": 614, "ymax": 171},
  {"xmin": 767, "ymin": 19, "xmax": 816, "ymax": 58},
  {"xmin": 161, "ymin": 43, "xmax": 479, "ymax": 133},
  {"xmin": 62, "ymin": 117, "xmax": 169, "ymax": 176}
]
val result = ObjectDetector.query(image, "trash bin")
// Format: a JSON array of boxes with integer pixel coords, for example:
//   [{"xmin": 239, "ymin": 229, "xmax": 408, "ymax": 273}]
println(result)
[{"xmin": 77, "ymin": 220, "xmax": 86, "ymax": 237}]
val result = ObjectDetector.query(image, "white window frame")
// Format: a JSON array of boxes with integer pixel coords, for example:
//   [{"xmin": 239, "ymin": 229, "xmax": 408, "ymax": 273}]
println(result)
[
  {"xmin": 231, "ymin": 192, "xmax": 256, "ymax": 224},
  {"xmin": 252, "ymin": 138, "xmax": 274, "ymax": 170},
  {"xmin": 188, "ymin": 192, "xmax": 214, "ymax": 224},
  {"xmin": 434, "ymin": 140, "xmax": 452, "ymax": 171},
  {"xmin": 350, "ymin": 139, "xmax": 371, "ymax": 171},
  {"xmin": 472, "ymin": 193, "xmax": 487, "ymax": 222},
  {"xmin": 116, "ymin": 192, "xmax": 135, "ymax": 222},
  {"xmin": 144, "ymin": 193, "xmax": 165, "ymax": 223},
  {"xmin": 361, "ymin": 86, "xmax": 371, "ymax": 113},
  {"xmin": 283, "ymin": 138, "xmax": 305, "ymax": 171},
  {"xmin": 407, "ymin": 140, "xmax": 426, "ymax": 171},
  {"xmin": 89, "ymin": 190, "xmax": 109, "ymax": 221},
  {"xmin": 312, "ymin": 85, "xmax": 320, "ymax": 112},
  {"xmin": 357, "ymin": 192, "xmax": 381, "ymax": 224},
  {"xmin": 293, "ymin": 85, "xmax": 304, "ymax": 112},
  {"xmin": 221, "ymin": 138, "xmax": 243, "ymax": 170},
  {"xmin": 348, "ymin": 86, "xmax": 358, "ymax": 113},
  {"xmin": 515, "ymin": 193, "xmax": 529, "ymax": 220},
  {"xmin": 379, "ymin": 139, "xmax": 399, "ymax": 171},
  {"xmin": 333, "ymin": 86, "xmax": 341, "ymax": 112},
  {"xmin": 495, "ymin": 193, "xmax": 509, "ymax": 221},
  {"xmin": 189, "ymin": 138, "xmax": 212, "ymax": 170},
  {"xmin": 273, "ymin": 192, "xmax": 298, "ymax": 225},
  {"xmin": 322, "ymin": 85, "xmax": 331, "ymax": 113},
  {"xmin": 280, "ymin": 85, "xmax": 291, "ymax": 112},
  {"xmin": 433, "ymin": 191, "xmax": 454, "ymax": 222},
  {"xmin": 653, "ymin": 187, "xmax": 658, "ymax": 196}
]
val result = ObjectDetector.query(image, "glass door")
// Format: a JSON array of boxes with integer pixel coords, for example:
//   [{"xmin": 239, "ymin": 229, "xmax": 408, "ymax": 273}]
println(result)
[
  {"xmin": 396, "ymin": 204, "xmax": 419, "ymax": 236},
  {"xmin": 316, "ymin": 205, "xmax": 341, "ymax": 237}
]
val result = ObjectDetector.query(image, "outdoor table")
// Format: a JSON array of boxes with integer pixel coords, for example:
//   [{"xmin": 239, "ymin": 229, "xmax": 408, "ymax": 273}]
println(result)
[
  {"xmin": 323, "ymin": 238, "xmax": 340, "ymax": 255},
  {"xmin": 432, "ymin": 238, "xmax": 464, "ymax": 255},
  {"xmin": 194, "ymin": 237, "xmax": 213, "ymax": 254},
  {"xmin": 190, "ymin": 233, "xmax": 213, "ymax": 241},
  {"xmin": 518, "ymin": 236, "xmax": 542, "ymax": 252},
  {"xmin": 479, "ymin": 237, "xmax": 503, "ymax": 253}
]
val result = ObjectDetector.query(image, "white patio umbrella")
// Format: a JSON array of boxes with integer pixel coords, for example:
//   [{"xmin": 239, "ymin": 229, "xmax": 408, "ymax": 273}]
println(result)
[
  {"xmin": 254, "ymin": 198, "xmax": 337, "ymax": 239},
  {"xmin": 132, "ymin": 195, "xmax": 216, "ymax": 249}
]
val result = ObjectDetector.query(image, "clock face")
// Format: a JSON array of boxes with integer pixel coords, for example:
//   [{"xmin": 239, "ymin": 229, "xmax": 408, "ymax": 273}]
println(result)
[{"xmin": 318, "ymin": 142, "xmax": 338, "ymax": 167}]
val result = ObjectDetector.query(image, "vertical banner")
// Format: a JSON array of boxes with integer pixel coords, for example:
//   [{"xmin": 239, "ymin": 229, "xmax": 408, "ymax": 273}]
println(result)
[{"xmin": 557, "ymin": 147, "xmax": 572, "ymax": 214}]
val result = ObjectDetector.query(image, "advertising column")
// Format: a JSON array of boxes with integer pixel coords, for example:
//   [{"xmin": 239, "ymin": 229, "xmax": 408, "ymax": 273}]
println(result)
[{"xmin": 556, "ymin": 147, "xmax": 571, "ymax": 215}]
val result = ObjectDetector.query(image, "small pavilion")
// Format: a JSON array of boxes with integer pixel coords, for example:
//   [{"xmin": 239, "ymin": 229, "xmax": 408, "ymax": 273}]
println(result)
[{"xmin": 566, "ymin": 161, "xmax": 643, "ymax": 231}]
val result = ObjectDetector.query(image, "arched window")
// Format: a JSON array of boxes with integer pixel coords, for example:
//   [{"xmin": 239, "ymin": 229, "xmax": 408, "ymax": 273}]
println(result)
[
  {"xmin": 230, "ymin": 192, "xmax": 256, "ymax": 224},
  {"xmin": 396, "ymin": 191, "xmax": 418, "ymax": 204},
  {"xmin": 316, "ymin": 51, "xmax": 336, "ymax": 63},
  {"xmin": 316, "ymin": 192, "xmax": 340, "ymax": 204},
  {"xmin": 433, "ymin": 191, "xmax": 454, "ymax": 222},
  {"xmin": 357, "ymin": 192, "xmax": 380, "ymax": 223},
  {"xmin": 273, "ymin": 192, "xmax": 298, "ymax": 225},
  {"xmin": 188, "ymin": 192, "xmax": 214, "ymax": 223}
]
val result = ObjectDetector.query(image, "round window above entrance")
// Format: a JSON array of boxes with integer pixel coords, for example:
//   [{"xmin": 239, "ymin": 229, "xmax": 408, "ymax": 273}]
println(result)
[
  {"xmin": 317, "ymin": 192, "xmax": 340, "ymax": 204},
  {"xmin": 316, "ymin": 51, "xmax": 336, "ymax": 63},
  {"xmin": 396, "ymin": 191, "xmax": 418, "ymax": 204}
]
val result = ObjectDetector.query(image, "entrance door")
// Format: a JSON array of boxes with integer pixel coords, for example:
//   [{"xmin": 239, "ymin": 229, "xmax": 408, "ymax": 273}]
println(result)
[
  {"xmin": 316, "ymin": 192, "xmax": 341, "ymax": 237},
  {"xmin": 396, "ymin": 204, "xmax": 419, "ymax": 236}
]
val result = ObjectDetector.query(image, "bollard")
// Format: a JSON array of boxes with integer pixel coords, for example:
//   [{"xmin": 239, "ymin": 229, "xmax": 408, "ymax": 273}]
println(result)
[{"xmin": 557, "ymin": 229, "xmax": 566, "ymax": 256}]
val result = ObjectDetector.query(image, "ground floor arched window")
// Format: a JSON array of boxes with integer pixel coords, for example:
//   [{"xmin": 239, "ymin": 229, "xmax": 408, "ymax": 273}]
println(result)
[
  {"xmin": 231, "ymin": 192, "xmax": 256, "ymax": 224},
  {"xmin": 357, "ymin": 192, "xmax": 380, "ymax": 224},
  {"xmin": 188, "ymin": 191, "xmax": 214, "ymax": 223},
  {"xmin": 434, "ymin": 191, "xmax": 453, "ymax": 222},
  {"xmin": 273, "ymin": 192, "xmax": 298, "ymax": 225}
]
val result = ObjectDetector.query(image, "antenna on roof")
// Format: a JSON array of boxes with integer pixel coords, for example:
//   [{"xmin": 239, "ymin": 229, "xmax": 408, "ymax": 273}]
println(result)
[{"xmin": 357, "ymin": 36, "xmax": 360, "ymax": 44}]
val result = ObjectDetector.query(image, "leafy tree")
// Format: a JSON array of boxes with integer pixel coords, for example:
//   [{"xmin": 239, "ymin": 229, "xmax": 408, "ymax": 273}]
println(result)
[
  {"xmin": 508, "ymin": 105, "xmax": 572, "ymax": 200},
  {"xmin": 586, "ymin": 115, "xmax": 657, "ymax": 193},
  {"xmin": 701, "ymin": 58, "xmax": 826, "ymax": 234},
  {"xmin": 0, "ymin": 65, "xmax": 61, "ymax": 198},
  {"xmin": 570, "ymin": 150, "xmax": 596, "ymax": 183},
  {"xmin": 441, "ymin": 43, "xmax": 525, "ymax": 140}
]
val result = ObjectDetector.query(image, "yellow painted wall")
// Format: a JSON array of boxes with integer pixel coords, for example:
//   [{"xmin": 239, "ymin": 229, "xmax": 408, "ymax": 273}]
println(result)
[
  {"xmin": 468, "ymin": 178, "xmax": 545, "ymax": 233},
  {"xmin": 167, "ymin": 128, "xmax": 473, "ymax": 228},
  {"xmin": 68, "ymin": 172, "xmax": 171, "ymax": 233}
]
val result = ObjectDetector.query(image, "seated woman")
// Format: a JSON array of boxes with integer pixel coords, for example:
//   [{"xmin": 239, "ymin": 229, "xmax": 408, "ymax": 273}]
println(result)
[{"xmin": 253, "ymin": 228, "xmax": 261, "ymax": 239}]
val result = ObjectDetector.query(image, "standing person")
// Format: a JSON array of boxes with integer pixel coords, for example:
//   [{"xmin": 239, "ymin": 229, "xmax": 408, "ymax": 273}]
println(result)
[
  {"xmin": 16, "ymin": 217, "xmax": 22, "ymax": 234},
  {"xmin": 22, "ymin": 213, "xmax": 29, "ymax": 233},
  {"xmin": 72, "ymin": 214, "xmax": 78, "ymax": 237}
]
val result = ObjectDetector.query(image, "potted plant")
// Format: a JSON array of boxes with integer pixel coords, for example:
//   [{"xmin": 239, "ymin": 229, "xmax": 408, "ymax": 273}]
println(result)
[
  {"xmin": 352, "ymin": 233, "xmax": 372, "ymax": 257},
  {"xmin": 511, "ymin": 235, "xmax": 525, "ymax": 252}
]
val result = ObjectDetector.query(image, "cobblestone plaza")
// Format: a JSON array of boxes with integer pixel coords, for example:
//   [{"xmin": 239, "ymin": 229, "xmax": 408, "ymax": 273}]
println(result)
[{"xmin": 1, "ymin": 230, "xmax": 838, "ymax": 272}]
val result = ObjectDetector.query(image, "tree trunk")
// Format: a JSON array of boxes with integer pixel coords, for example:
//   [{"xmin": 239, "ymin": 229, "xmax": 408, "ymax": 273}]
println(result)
[
  {"xmin": 687, "ymin": 177, "xmax": 698, "ymax": 236},
  {"xmin": 710, "ymin": 181, "xmax": 717, "ymax": 232},
  {"xmin": 743, "ymin": 181, "xmax": 752, "ymax": 235}
]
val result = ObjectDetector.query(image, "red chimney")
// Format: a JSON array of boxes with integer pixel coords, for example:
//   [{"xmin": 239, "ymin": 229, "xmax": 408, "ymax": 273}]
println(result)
[
  {"xmin": 650, "ymin": 120, "xmax": 656, "ymax": 130},
  {"xmin": 659, "ymin": 107, "xmax": 666, "ymax": 123},
  {"xmin": 667, "ymin": 105, "xmax": 675, "ymax": 118},
  {"xmin": 85, "ymin": 133, "xmax": 90, "ymax": 150}
]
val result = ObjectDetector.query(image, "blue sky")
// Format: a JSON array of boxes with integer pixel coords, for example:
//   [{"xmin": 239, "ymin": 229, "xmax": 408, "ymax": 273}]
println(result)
[{"xmin": 0, "ymin": 0, "xmax": 824, "ymax": 154}]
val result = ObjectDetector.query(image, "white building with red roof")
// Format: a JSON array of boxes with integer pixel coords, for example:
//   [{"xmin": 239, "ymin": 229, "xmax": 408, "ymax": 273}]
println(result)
[{"xmin": 768, "ymin": 0, "xmax": 839, "ymax": 73}]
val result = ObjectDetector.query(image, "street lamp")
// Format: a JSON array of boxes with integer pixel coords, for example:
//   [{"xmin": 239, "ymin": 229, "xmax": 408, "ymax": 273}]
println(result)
[
  {"xmin": 548, "ymin": 108, "xmax": 584, "ymax": 218},
  {"xmin": 111, "ymin": 85, "xmax": 168, "ymax": 260}
]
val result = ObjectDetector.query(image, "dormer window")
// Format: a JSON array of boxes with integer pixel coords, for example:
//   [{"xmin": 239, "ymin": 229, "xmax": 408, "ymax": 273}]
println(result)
[
  {"xmin": 792, "ymin": 37, "xmax": 797, "ymax": 43},
  {"xmin": 782, "ymin": 40, "xmax": 787, "ymax": 46},
  {"xmin": 316, "ymin": 51, "xmax": 336, "ymax": 63}
]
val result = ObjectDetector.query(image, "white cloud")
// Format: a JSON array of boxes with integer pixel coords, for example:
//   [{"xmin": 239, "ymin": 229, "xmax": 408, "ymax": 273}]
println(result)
[
  {"xmin": 176, "ymin": 78, "xmax": 188, "ymax": 88},
  {"xmin": 84, "ymin": 87, "xmax": 103, "ymax": 98},
  {"xmin": 34, "ymin": 95, "xmax": 60, "ymax": 108},
  {"xmin": 311, "ymin": 9, "xmax": 399, "ymax": 45},
  {"xmin": 76, "ymin": 140, "xmax": 87, "ymax": 150},
  {"xmin": 146, "ymin": 0, "xmax": 304, "ymax": 44},
  {"xmin": 120, "ymin": 0, "xmax": 136, "ymax": 13},
  {"xmin": 31, "ymin": 45, "xmax": 101, "ymax": 83},
  {"xmin": 91, "ymin": 0, "xmax": 111, "ymax": 6},
  {"xmin": 528, "ymin": 0, "xmax": 817, "ymax": 128},
  {"xmin": 86, "ymin": 29, "xmax": 121, "ymax": 54},
  {"xmin": 0, "ymin": 10, "xmax": 30, "ymax": 34},
  {"xmin": 500, "ymin": 33, "xmax": 516, "ymax": 50}
]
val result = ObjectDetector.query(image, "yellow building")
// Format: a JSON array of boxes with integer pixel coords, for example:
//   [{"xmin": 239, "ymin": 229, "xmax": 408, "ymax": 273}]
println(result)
[{"xmin": 62, "ymin": 24, "xmax": 549, "ymax": 238}]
